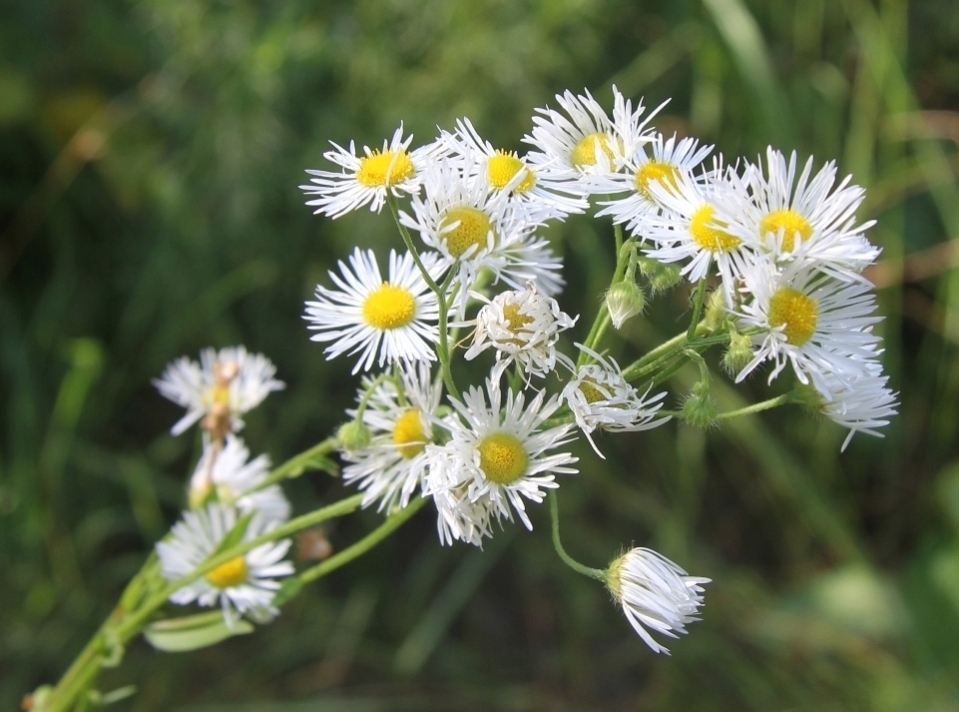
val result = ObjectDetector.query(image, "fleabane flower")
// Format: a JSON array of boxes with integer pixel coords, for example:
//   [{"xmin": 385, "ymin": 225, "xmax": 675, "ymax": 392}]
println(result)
[
  {"xmin": 524, "ymin": 86, "xmax": 662, "ymax": 186},
  {"xmin": 154, "ymin": 347, "xmax": 285, "ymax": 438},
  {"xmin": 188, "ymin": 437, "xmax": 290, "ymax": 525},
  {"xmin": 156, "ymin": 503, "xmax": 294, "ymax": 624},
  {"xmin": 734, "ymin": 260, "xmax": 884, "ymax": 396},
  {"xmin": 400, "ymin": 158, "xmax": 564, "ymax": 302},
  {"xmin": 299, "ymin": 125, "xmax": 441, "ymax": 218},
  {"xmin": 596, "ymin": 133, "xmax": 713, "ymax": 230},
  {"xmin": 607, "ymin": 547, "xmax": 710, "ymax": 655},
  {"xmin": 641, "ymin": 164, "xmax": 751, "ymax": 291},
  {"xmin": 463, "ymin": 283, "xmax": 577, "ymax": 379},
  {"xmin": 721, "ymin": 148, "xmax": 880, "ymax": 281},
  {"xmin": 342, "ymin": 362, "xmax": 443, "ymax": 512},
  {"xmin": 440, "ymin": 117, "xmax": 589, "ymax": 221},
  {"xmin": 424, "ymin": 376, "xmax": 578, "ymax": 546},
  {"xmin": 811, "ymin": 371, "xmax": 898, "ymax": 451},
  {"xmin": 304, "ymin": 248, "xmax": 443, "ymax": 373},
  {"xmin": 562, "ymin": 344, "xmax": 669, "ymax": 456}
]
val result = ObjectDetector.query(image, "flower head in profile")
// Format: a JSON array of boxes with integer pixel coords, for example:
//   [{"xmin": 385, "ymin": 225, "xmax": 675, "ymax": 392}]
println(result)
[
  {"xmin": 464, "ymin": 283, "xmax": 577, "ymax": 378},
  {"xmin": 300, "ymin": 125, "xmax": 442, "ymax": 218},
  {"xmin": 154, "ymin": 347, "xmax": 285, "ymax": 438},
  {"xmin": 809, "ymin": 371, "xmax": 898, "ymax": 451},
  {"xmin": 425, "ymin": 375, "xmax": 578, "ymax": 546},
  {"xmin": 342, "ymin": 362, "xmax": 443, "ymax": 512},
  {"xmin": 156, "ymin": 503, "xmax": 294, "ymax": 624},
  {"xmin": 562, "ymin": 345, "xmax": 670, "ymax": 456},
  {"xmin": 304, "ymin": 248, "xmax": 443, "ymax": 373},
  {"xmin": 607, "ymin": 547, "xmax": 710, "ymax": 654},
  {"xmin": 188, "ymin": 437, "xmax": 290, "ymax": 525}
]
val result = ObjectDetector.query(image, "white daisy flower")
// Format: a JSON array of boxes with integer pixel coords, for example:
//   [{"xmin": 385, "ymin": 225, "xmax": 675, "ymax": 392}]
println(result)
[
  {"xmin": 400, "ymin": 158, "xmax": 565, "ymax": 302},
  {"xmin": 596, "ymin": 133, "xmax": 714, "ymax": 232},
  {"xmin": 299, "ymin": 125, "xmax": 442, "ymax": 218},
  {"xmin": 440, "ymin": 117, "xmax": 589, "ymax": 221},
  {"xmin": 463, "ymin": 283, "xmax": 577, "ymax": 379},
  {"xmin": 641, "ymin": 164, "xmax": 751, "ymax": 290},
  {"xmin": 814, "ymin": 371, "xmax": 898, "ymax": 451},
  {"xmin": 304, "ymin": 248, "xmax": 443, "ymax": 373},
  {"xmin": 722, "ymin": 148, "xmax": 880, "ymax": 281},
  {"xmin": 734, "ymin": 260, "xmax": 884, "ymax": 396},
  {"xmin": 342, "ymin": 362, "xmax": 443, "ymax": 512},
  {"xmin": 562, "ymin": 344, "xmax": 670, "ymax": 457},
  {"xmin": 606, "ymin": 547, "xmax": 710, "ymax": 654},
  {"xmin": 156, "ymin": 503, "xmax": 294, "ymax": 624},
  {"xmin": 154, "ymin": 347, "xmax": 285, "ymax": 437},
  {"xmin": 524, "ymin": 86, "xmax": 661, "ymax": 185},
  {"xmin": 424, "ymin": 375, "xmax": 578, "ymax": 545},
  {"xmin": 188, "ymin": 437, "xmax": 290, "ymax": 525}
]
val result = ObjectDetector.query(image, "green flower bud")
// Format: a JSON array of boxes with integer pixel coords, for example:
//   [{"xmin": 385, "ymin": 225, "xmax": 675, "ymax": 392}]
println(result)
[
  {"xmin": 638, "ymin": 255, "xmax": 683, "ymax": 294},
  {"xmin": 703, "ymin": 289, "xmax": 729, "ymax": 332},
  {"xmin": 681, "ymin": 381, "xmax": 718, "ymax": 428},
  {"xmin": 337, "ymin": 420, "xmax": 371, "ymax": 452},
  {"xmin": 722, "ymin": 329, "xmax": 754, "ymax": 375},
  {"xmin": 605, "ymin": 280, "xmax": 646, "ymax": 329}
]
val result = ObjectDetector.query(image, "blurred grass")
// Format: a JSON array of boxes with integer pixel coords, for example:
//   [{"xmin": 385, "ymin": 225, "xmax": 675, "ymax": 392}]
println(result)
[{"xmin": 2, "ymin": 0, "xmax": 959, "ymax": 710}]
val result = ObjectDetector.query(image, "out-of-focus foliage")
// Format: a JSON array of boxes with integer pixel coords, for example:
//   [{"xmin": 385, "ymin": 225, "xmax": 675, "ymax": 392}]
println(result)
[{"xmin": 3, "ymin": 0, "xmax": 959, "ymax": 709}]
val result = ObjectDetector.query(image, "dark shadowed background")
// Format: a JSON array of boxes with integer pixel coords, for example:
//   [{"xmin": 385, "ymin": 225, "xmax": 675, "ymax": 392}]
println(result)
[{"xmin": 3, "ymin": 1, "xmax": 959, "ymax": 709}]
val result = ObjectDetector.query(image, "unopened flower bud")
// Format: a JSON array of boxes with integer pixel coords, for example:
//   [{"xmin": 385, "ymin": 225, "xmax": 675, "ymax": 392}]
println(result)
[
  {"xmin": 703, "ymin": 290, "xmax": 729, "ymax": 332},
  {"xmin": 639, "ymin": 255, "xmax": 683, "ymax": 294},
  {"xmin": 681, "ymin": 381, "xmax": 718, "ymax": 428},
  {"xmin": 337, "ymin": 421, "xmax": 371, "ymax": 452},
  {"xmin": 722, "ymin": 329, "xmax": 754, "ymax": 375},
  {"xmin": 605, "ymin": 281, "xmax": 646, "ymax": 329}
]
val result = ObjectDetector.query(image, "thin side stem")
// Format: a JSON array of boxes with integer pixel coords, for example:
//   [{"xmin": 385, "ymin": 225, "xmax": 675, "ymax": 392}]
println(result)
[
  {"xmin": 717, "ymin": 392, "xmax": 795, "ymax": 420},
  {"xmin": 548, "ymin": 492, "xmax": 606, "ymax": 582},
  {"xmin": 686, "ymin": 279, "xmax": 708, "ymax": 341},
  {"xmin": 246, "ymin": 437, "xmax": 338, "ymax": 494}
]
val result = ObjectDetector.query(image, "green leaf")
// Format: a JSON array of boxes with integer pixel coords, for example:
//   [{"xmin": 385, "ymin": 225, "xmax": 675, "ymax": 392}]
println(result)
[
  {"xmin": 287, "ymin": 451, "xmax": 339, "ymax": 479},
  {"xmin": 144, "ymin": 611, "xmax": 254, "ymax": 652}
]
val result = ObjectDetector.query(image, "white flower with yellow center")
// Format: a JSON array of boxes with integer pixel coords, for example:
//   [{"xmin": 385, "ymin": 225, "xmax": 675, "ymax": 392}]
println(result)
[
  {"xmin": 562, "ymin": 344, "xmax": 670, "ymax": 457},
  {"xmin": 463, "ymin": 284, "xmax": 577, "ymax": 378},
  {"xmin": 424, "ymin": 376, "xmax": 578, "ymax": 546},
  {"xmin": 596, "ymin": 133, "xmax": 714, "ymax": 231},
  {"xmin": 814, "ymin": 371, "xmax": 898, "ymax": 451},
  {"xmin": 304, "ymin": 248, "xmax": 443, "ymax": 373},
  {"xmin": 721, "ymin": 148, "xmax": 880, "ymax": 281},
  {"xmin": 606, "ymin": 547, "xmax": 710, "ymax": 654},
  {"xmin": 188, "ymin": 437, "xmax": 290, "ymax": 525},
  {"xmin": 299, "ymin": 125, "xmax": 442, "ymax": 218},
  {"xmin": 734, "ymin": 260, "xmax": 883, "ymax": 395},
  {"xmin": 156, "ymin": 503, "xmax": 294, "ymax": 624},
  {"xmin": 440, "ymin": 117, "xmax": 589, "ymax": 221},
  {"xmin": 342, "ymin": 363, "xmax": 443, "ymax": 512},
  {"xmin": 524, "ymin": 86, "xmax": 662, "ymax": 185},
  {"xmin": 641, "ymin": 166, "xmax": 751, "ymax": 289},
  {"xmin": 400, "ymin": 159, "xmax": 565, "ymax": 302},
  {"xmin": 154, "ymin": 347, "xmax": 285, "ymax": 437}
]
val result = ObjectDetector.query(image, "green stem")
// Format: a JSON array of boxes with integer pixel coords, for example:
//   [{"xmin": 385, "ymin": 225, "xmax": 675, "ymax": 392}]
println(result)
[
  {"xmin": 300, "ymin": 496, "xmax": 427, "ymax": 584},
  {"xmin": 717, "ymin": 393, "xmax": 795, "ymax": 420},
  {"xmin": 686, "ymin": 279, "xmax": 708, "ymax": 341},
  {"xmin": 387, "ymin": 196, "xmax": 441, "ymax": 294},
  {"xmin": 246, "ymin": 437, "xmax": 339, "ymax": 494},
  {"xmin": 548, "ymin": 493, "xmax": 606, "ymax": 582},
  {"xmin": 578, "ymin": 239, "xmax": 634, "ymax": 367}
]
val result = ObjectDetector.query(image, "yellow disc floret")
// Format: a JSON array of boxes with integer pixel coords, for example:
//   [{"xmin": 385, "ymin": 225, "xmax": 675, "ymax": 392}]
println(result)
[
  {"xmin": 439, "ymin": 207, "xmax": 494, "ymax": 258},
  {"xmin": 579, "ymin": 379, "xmax": 608, "ymax": 404},
  {"xmin": 634, "ymin": 161, "xmax": 680, "ymax": 200},
  {"xmin": 768, "ymin": 287, "xmax": 819, "ymax": 345},
  {"xmin": 206, "ymin": 556, "xmax": 249, "ymax": 589},
  {"xmin": 356, "ymin": 150, "xmax": 415, "ymax": 188},
  {"xmin": 502, "ymin": 302, "xmax": 533, "ymax": 332},
  {"xmin": 571, "ymin": 132, "xmax": 615, "ymax": 169},
  {"xmin": 362, "ymin": 284, "xmax": 416, "ymax": 330},
  {"xmin": 477, "ymin": 432, "xmax": 529, "ymax": 485},
  {"xmin": 760, "ymin": 209, "xmax": 813, "ymax": 252},
  {"xmin": 393, "ymin": 409, "xmax": 427, "ymax": 459},
  {"xmin": 487, "ymin": 151, "xmax": 536, "ymax": 193},
  {"xmin": 689, "ymin": 205, "xmax": 741, "ymax": 253}
]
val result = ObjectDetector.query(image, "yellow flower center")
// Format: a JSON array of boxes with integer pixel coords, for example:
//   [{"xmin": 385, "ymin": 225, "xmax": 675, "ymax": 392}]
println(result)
[
  {"xmin": 579, "ymin": 379, "xmax": 608, "ymax": 404},
  {"xmin": 487, "ymin": 151, "xmax": 536, "ymax": 193},
  {"xmin": 502, "ymin": 302, "xmax": 533, "ymax": 332},
  {"xmin": 689, "ymin": 205, "xmax": 740, "ymax": 253},
  {"xmin": 392, "ymin": 409, "xmax": 427, "ymax": 459},
  {"xmin": 356, "ymin": 150, "xmax": 415, "ymax": 188},
  {"xmin": 634, "ymin": 161, "xmax": 680, "ymax": 200},
  {"xmin": 760, "ymin": 209, "xmax": 813, "ymax": 252},
  {"xmin": 438, "ymin": 206, "xmax": 494, "ymax": 258},
  {"xmin": 205, "ymin": 556, "xmax": 249, "ymax": 589},
  {"xmin": 207, "ymin": 384, "xmax": 231, "ymax": 406},
  {"xmin": 768, "ymin": 287, "xmax": 819, "ymax": 345},
  {"xmin": 571, "ymin": 132, "xmax": 615, "ymax": 169},
  {"xmin": 362, "ymin": 284, "xmax": 416, "ymax": 330},
  {"xmin": 477, "ymin": 432, "xmax": 528, "ymax": 485}
]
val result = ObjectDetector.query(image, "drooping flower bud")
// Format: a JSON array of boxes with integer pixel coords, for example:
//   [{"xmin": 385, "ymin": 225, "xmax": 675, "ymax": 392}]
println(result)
[
  {"xmin": 337, "ymin": 421, "xmax": 371, "ymax": 452},
  {"xmin": 722, "ymin": 329, "xmax": 755, "ymax": 375},
  {"xmin": 680, "ymin": 380, "xmax": 718, "ymax": 428},
  {"xmin": 605, "ymin": 280, "xmax": 646, "ymax": 330}
]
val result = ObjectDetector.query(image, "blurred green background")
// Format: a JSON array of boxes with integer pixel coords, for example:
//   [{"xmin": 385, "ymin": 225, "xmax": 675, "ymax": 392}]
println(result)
[{"xmin": 3, "ymin": 0, "xmax": 959, "ymax": 709}]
